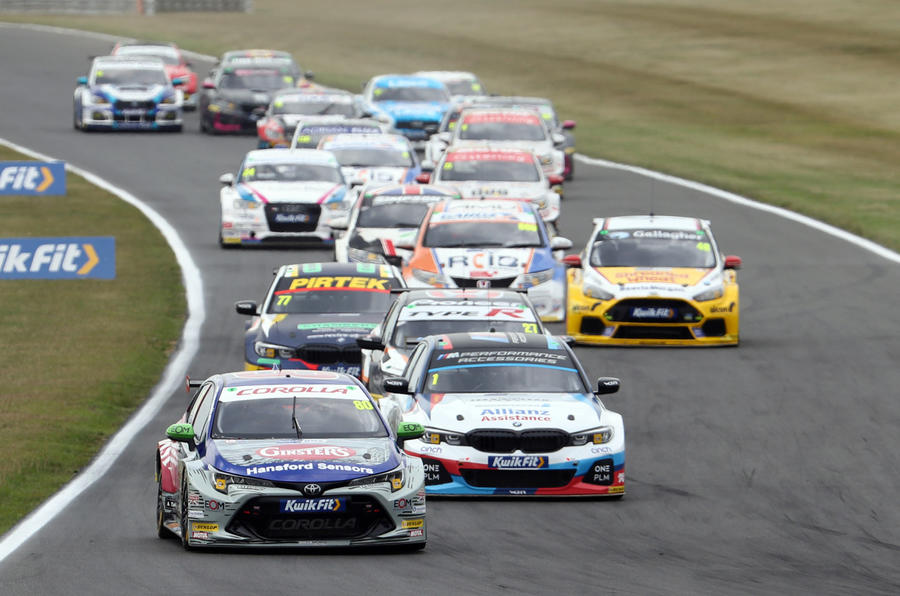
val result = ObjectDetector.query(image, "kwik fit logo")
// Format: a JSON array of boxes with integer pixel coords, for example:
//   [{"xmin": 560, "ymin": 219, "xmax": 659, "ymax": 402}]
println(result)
[
  {"xmin": 0, "ymin": 237, "xmax": 115, "ymax": 279},
  {"xmin": 0, "ymin": 162, "xmax": 66, "ymax": 195}
]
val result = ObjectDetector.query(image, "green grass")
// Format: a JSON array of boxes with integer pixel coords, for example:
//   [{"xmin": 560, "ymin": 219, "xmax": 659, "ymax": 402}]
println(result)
[
  {"xmin": 0, "ymin": 145, "xmax": 185, "ymax": 533},
  {"xmin": 3, "ymin": 0, "xmax": 898, "ymax": 250}
]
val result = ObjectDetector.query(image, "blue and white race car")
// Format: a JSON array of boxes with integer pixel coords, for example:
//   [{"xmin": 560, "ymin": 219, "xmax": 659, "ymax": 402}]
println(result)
[
  {"xmin": 74, "ymin": 55, "xmax": 183, "ymax": 131},
  {"xmin": 379, "ymin": 332, "xmax": 625, "ymax": 497},
  {"xmin": 361, "ymin": 75, "xmax": 451, "ymax": 148}
]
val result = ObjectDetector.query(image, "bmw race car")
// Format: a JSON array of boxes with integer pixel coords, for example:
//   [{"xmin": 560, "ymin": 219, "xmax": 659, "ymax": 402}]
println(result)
[
  {"xmin": 199, "ymin": 58, "xmax": 297, "ymax": 134},
  {"xmin": 73, "ymin": 56, "xmax": 183, "ymax": 131},
  {"xmin": 402, "ymin": 200, "xmax": 571, "ymax": 321},
  {"xmin": 565, "ymin": 215, "xmax": 742, "ymax": 345},
  {"xmin": 412, "ymin": 71, "xmax": 488, "ymax": 98},
  {"xmin": 332, "ymin": 183, "xmax": 461, "ymax": 265},
  {"xmin": 156, "ymin": 369, "xmax": 427, "ymax": 549},
  {"xmin": 218, "ymin": 149, "xmax": 351, "ymax": 247},
  {"xmin": 318, "ymin": 133, "xmax": 422, "ymax": 189},
  {"xmin": 357, "ymin": 288, "xmax": 546, "ymax": 398},
  {"xmin": 288, "ymin": 116, "xmax": 391, "ymax": 150},
  {"xmin": 361, "ymin": 75, "xmax": 451, "ymax": 148},
  {"xmin": 256, "ymin": 89, "xmax": 370, "ymax": 148},
  {"xmin": 111, "ymin": 41, "xmax": 198, "ymax": 109},
  {"xmin": 378, "ymin": 332, "xmax": 625, "ymax": 497},
  {"xmin": 421, "ymin": 147, "xmax": 562, "ymax": 222},
  {"xmin": 236, "ymin": 262, "xmax": 406, "ymax": 376},
  {"xmin": 436, "ymin": 107, "xmax": 566, "ymax": 178}
]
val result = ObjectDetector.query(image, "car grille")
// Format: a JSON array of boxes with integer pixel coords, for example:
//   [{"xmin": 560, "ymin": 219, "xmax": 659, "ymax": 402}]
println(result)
[
  {"xmin": 613, "ymin": 326, "xmax": 695, "ymax": 340},
  {"xmin": 579, "ymin": 316, "xmax": 606, "ymax": 335},
  {"xmin": 226, "ymin": 495, "xmax": 393, "ymax": 541},
  {"xmin": 451, "ymin": 276, "xmax": 516, "ymax": 289},
  {"xmin": 295, "ymin": 344, "xmax": 361, "ymax": 365},
  {"xmin": 114, "ymin": 100, "xmax": 155, "ymax": 111},
  {"xmin": 605, "ymin": 299, "xmax": 701, "ymax": 323},
  {"xmin": 264, "ymin": 203, "xmax": 320, "ymax": 232},
  {"xmin": 466, "ymin": 429, "xmax": 569, "ymax": 454},
  {"xmin": 460, "ymin": 468, "xmax": 574, "ymax": 488},
  {"xmin": 240, "ymin": 102, "xmax": 268, "ymax": 115}
]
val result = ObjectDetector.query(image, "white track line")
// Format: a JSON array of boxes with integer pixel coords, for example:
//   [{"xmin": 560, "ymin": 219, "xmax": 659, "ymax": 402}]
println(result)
[
  {"xmin": 0, "ymin": 137, "xmax": 206, "ymax": 564},
  {"xmin": 575, "ymin": 154, "xmax": 900, "ymax": 264}
]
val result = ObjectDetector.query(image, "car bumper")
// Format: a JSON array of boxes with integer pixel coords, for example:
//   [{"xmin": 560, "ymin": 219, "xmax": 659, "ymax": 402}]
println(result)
[
  {"xmin": 221, "ymin": 206, "xmax": 349, "ymax": 246},
  {"xmin": 80, "ymin": 105, "xmax": 182, "ymax": 129}
]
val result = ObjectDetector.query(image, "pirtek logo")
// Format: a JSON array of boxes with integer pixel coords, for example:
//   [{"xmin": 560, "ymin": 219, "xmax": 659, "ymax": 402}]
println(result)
[
  {"xmin": 0, "ymin": 165, "xmax": 55, "ymax": 193},
  {"xmin": 0, "ymin": 243, "xmax": 98, "ymax": 275}
]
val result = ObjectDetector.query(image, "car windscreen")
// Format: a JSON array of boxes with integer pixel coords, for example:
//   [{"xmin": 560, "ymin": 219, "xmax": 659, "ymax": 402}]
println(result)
[
  {"xmin": 357, "ymin": 198, "xmax": 437, "ymax": 228},
  {"xmin": 373, "ymin": 86, "xmax": 449, "ymax": 102},
  {"xmin": 212, "ymin": 393, "xmax": 388, "ymax": 439},
  {"xmin": 274, "ymin": 98, "xmax": 355, "ymax": 116},
  {"xmin": 424, "ymin": 219, "xmax": 542, "ymax": 248},
  {"xmin": 589, "ymin": 229, "xmax": 717, "ymax": 268},
  {"xmin": 240, "ymin": 162, "xmax": 342, "ymax": 183},
  {"xmin": 115, "ymin": 46, "xmax": 180, "ymax": 65},
  {"xmin": 94, "ymin": 66, "xmax": 169, "ymax": 86},
  {"xmin": 440, "ymin": 158, "xmax": 540, "ymax": 182},
  {"xmin": 328, "ymin": 147, "xmax": 413, "ymax": 168},
  {"xmin": 266, "ymin": 275, "xmax": 401, "ymax": 314},
  {"xmin": 394, "ymin": 318, "xmax": 540, "ymax": 346},
  {"xmin": 424, "ymin": 348, "xmax": 586, "ymax": 393},
  {"xmin": 219, "ymin": 69, "xmax": 290, "ymax": 90},
  {"xmin": 458, "ymin": 114, "xmax": 546, "ymax": 141},
  {"xmin": 445, "ymin": 80, "xmax": 483, "ymax": 95}
]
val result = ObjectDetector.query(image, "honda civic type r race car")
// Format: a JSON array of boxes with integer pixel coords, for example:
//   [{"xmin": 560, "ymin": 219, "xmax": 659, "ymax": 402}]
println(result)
[
  {"xmin": 422, "ymin": 147, "xmax": 562, "ymax": 223},
  {"xmin": 332, "ymin": 183, "xmax": 462, "ymax": 265},
  {"xmin": 74, "ymin": 56, "xmax": 183, "ymax": 131},
  {"xmin": 236, "ymin": 262, "xmax": 405, "ymax": 376},
  {"xmin": 218, "ymin": 148, "xmax": 351, "ymax": 247},
  {"xmin": 379, "ymin": 332, "xmax": 625, "ymax": 497},
  {"xmin": 357, "ymin": 288, "xmax": 547, "ymax": 400},
  {"xmin": 156, "ymin": 369, "xmax": 427, "ymax": 549},
  {"xmin": 565, "ymin": 215, "xmax": 742, "ymax": 346},
  {"xmin": 402, "ymin": 200, "xmax": 571, "ymax": 321}
]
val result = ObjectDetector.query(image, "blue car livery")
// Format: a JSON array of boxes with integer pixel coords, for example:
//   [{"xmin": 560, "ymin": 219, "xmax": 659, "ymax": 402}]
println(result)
[{"xmin": 363, "ymin": 75, "xmax": 451, "ymax": 146}]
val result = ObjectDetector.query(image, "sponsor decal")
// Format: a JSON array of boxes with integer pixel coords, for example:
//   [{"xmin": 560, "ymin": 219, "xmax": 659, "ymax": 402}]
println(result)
[
  {"xmin": 447, "ymin": 151, "xmax": 531, "ymax": 163},
  {"xmin": 420, "ymin": 459, "xmax": 451, "ymax": 485},
  {"xmin": 191, "ymin": 522, "xmax": 219, "ymax": 532},
  {"xmin": 631, "ymin": 230, "xmax": 704, "ymax": 241},
  {"xmin": 233, "ymin": 385, "xmax": 355, "ymax": 397},
  {"xmin": 598, "ymin": 268, "xmax": 706, "ymax": 286},
  {"xmin": 710, "ymin": 302, "xmax": 736, "ymax": 313},
  {"xmin": 608, "ymin": 485, "xmax": 625, "ymax": 494},
  {"xmin": 274, "ymin": 213, "xmax": 310, "ymax": 224},
  {"xmin": 286, "ymin": 276, "xmax": 390, "ymax": 290},
  {"xmin": 591, "ymin": 446, "xmax": 613, "ymax": 454},
  {"xmin": 401, "ymin": 305, "xmax": 533, "ymax": 321},
  {"xmin": 187, "ymin": 493, "xmax": 201, "ymax": 505},
  {"xmin": 245, "ymin": 462, "xmax": 375, "ymax": 475},
  {"xmin": 631, "ymin": 306, "xmax": 675, "ymax": 320},
  {"xmin": 190, "ymin": 531, "xmax": 209, "ymax": 540},
  {"xmin": 462, "ymin": 112, "xmax": 541, "ymax": 126},
  {"xmin": 488, "ymin": 456, "xmax": 548, "ymax": 469},
  {"xmin": 0, "ymin": 161, "xmax": 66, "ymax": 195},
  {"xmin": 256, "ymin": 444, "xmax": 357, "ymax": 460},
  {"xmin": 418, "ymin": 445, "xmax": 443, "ymax": 454},
  {"xmin": 0, "ymin": 237, "xmax": 115, "ymax": 279},
  {"xmin": 616, "ymin": 471, "xmax": 625, "ymax": 484},
  {"xmin": 588, "ymin": 459, "xmax": 614, "ymax": 485},
  {"xmin": 401, "ymin": 518, "xmax": 425, "ymax": 529},
  {"xmin": 437, "ymin": 350, "xmax": 569, "ymax": 366},
  {"xmin": 295, "ymin": 322, "xmax": 378, "ymax": 330},
  {"xmin": 188, "ymin": 509, "xmax": 205, "ymax": 519},
  {"xmin": 269, "ymin": 518, "xmax": 356, "ymax": 531},
  {"xmin": 303, "ymin": 484, "xmax": 322, "ymax": 497},
  {"xmin": 206, "ymin": 499, "xmax": 221, "ymax": 511},
  {"xmin": 280, "ymin": 498, "xmax": 346, "ymax": 513},
  {"xmin": 409, "ymin": 528, "xmax": 424, "ymax": 537}
]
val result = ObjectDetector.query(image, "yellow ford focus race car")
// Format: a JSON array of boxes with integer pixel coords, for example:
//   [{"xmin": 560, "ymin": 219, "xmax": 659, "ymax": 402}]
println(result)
[{"xmin": 565, "ymin": 215, "xmax": 741, "ymax": 346}]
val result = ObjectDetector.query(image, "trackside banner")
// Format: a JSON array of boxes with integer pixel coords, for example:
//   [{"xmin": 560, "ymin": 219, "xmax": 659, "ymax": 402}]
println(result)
[
  {"xmin": 0, "ymin": 161, "xmax": 66, "ymax": 195},
  {"xmin": 0, "ymin": 237, "xmax": 115, "ymax": 279}
]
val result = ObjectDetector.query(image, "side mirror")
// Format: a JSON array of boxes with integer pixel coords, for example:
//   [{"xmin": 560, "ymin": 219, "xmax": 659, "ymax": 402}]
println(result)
[
  {"xmin": 166, "ymin": 422, "xmax": 196, "ymax": 447},
  {"xmin": 396, "ymin": 421, "xmax": 425, "ymax": 442},
  {"xmin": 560, "ymin": 335, "xmax": 576, "ymax": 346},
  {"xmin": 550, "ymin": 236, "xmax": 572, "ymax": 251},
  {"xmin": 547, "ymin": 174, "xmax": 565, "ymax": 186},
  {"xmin": 420, "ymin": 160, "xmax": 435, "ymax": 172},
  {"xmin": 415, "ymin": 172, "xmax": 431, "ymax": 184},
  {"xmin": 384, "ymin": 254, "xmax": 403, "ymax": 267},
  {"xmin": 171, "ymin": 76, "xmax": 185, "ymax": 86},
  {"xmin": 552, "ymin": 132, "xmax": 566, "ymax": 145},
  {"xmin": 329, "ymin": 216, "xmax": 349, "ymax": 230},
  {"xmin": 356, "ymin": 335, "xmax": 385, "ymax": 351},
  {"xmin": 383, "ymin": 377, "xmax": 411, "ymax": 395},
  {"xmin": 219, "ymin": 173, "xmax": 235, "ymax": 186},
  {"xmin": 436, "ymin": 132, "xmax": 451, "ymax": 143},
  {"xmin": 202, "ymin": 79, "xmax": 216, "ymax": 90},
  {"xmin": 562, "ymin": 120, "xmax": 577, "ymax": 130},
  {"xmin": 724, "ymin": 255, "xmax": 742, "ymax": 270},
  {"xmin": 596, "ymin": 377, "xmax": 620, "ymax": 395},
  {"xmin": 562, "ymin": 254, "xmax": 582, "ymax": 268},
  {"xmin": 77, "ymin": 76, "xmax": 88, "ymax": 86},
  {"xmin": 185, "ymin": 60, "xmax": 194, "ymax": 67},
  {"xmin": 393, "ymin": 239, "xmax": 415, "ymax": 251},
  {"xmin": 235, "ymin": 300, "xmax": 258, "ymax": 316},
  {"xmin": 305, "ymin": 71, "xmax": 315, "ymax": 81}
]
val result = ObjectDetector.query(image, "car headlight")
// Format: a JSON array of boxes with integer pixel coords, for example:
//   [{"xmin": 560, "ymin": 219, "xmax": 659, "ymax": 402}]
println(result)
[
  {"xmin": 694, "ymin": 286, "xmax": 724, "ymax": 302},
  {"xmin": 232, "ymin": 198, "xmax": 261, "ymax": 210},
  {"xmin": 411, "ymin": 268, "xmax": 448, "ymax": 287},
  {"xmin": 160, "ymin": 94, "xmax": 177, "ymax": 105},
  {"xmin": 569, "ymin": 426, "xmax": 613, "ymax": 446},
  {"xmin": 90, "ymin": 94, "xmax": 109, "ymax": 105},
  {"xmin": 213, "ymin": 470, "xmax": 276, "ymax": 494},
  {"xmin": 515, "ymin": 268, "xmax": 554, "ymax": 289},
  {"xmin": 582, "ymin": 282, "xmax": 614, "ymax": 301},
  {"xmin": 209, "ymin": 101, "xmax": 237, "ymax": 113},
  {"xmin": 347, "ymin": 465, "xmax": 405, "ymax": 492},
  {"xmin": 253, "ymin": 341, "xmax": 294, "ymax": 359},
  {"xmin": 538, "ymin": 153, "xmax": 554, "ymax": 166},
  {"xmin": 422, "ymin": 428, "xmax": 464, "ymax": 446},
  {"xmin": 347, "ymin": 247, "xmax": 388, "ymax": 264},
  {"xmin": 325, "ymin": 201, "xmax": 349, "ymax": 212}
]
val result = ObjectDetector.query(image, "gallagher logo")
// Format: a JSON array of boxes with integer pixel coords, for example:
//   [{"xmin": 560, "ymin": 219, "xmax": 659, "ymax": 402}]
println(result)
[{"xmin": 256, "ymin": 445, "xmax": 356, "ymax": 460}]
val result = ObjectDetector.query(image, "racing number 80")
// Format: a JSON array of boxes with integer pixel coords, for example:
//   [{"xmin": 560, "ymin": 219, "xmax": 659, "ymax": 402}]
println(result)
[{"xmin": 353, "ymin": 400, "xmax": 374, "ymax": 410}]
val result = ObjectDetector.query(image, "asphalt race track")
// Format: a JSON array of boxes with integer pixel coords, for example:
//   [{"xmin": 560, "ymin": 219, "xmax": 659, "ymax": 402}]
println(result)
[{"xmin": 1, "ymin": 25, "xmax": 899, "ymax": 595}]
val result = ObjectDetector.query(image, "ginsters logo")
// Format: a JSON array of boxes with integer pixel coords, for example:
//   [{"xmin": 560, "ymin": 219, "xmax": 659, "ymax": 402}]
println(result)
[{"xmin": 256, "ymin": 445, "xmax": 356, "ymax": 460}]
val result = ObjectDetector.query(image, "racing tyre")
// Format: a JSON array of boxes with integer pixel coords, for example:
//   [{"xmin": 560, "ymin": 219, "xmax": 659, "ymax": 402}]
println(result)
[
  {"xmin": 179, "ymin": 478, "xmax": 193, "ymax": 550},
  {"xmin": 156, "ymin": 473, "xmax": 174, "ymax": 539}
]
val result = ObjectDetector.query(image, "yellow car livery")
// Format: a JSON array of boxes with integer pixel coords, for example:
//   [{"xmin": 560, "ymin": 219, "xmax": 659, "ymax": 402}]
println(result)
[{"xmin": 565, "ymin": 215, "xmax": 741, "ymax": 346}]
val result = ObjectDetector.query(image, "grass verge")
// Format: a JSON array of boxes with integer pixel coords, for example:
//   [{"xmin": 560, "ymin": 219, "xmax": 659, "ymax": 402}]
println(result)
[
  {"xmin": 0, "ymin": 145, "xmax": 184, "ymax": 534},
  {"xmin": 1, "ymin": 0, "xmax": 898, "ymax": 251}
]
